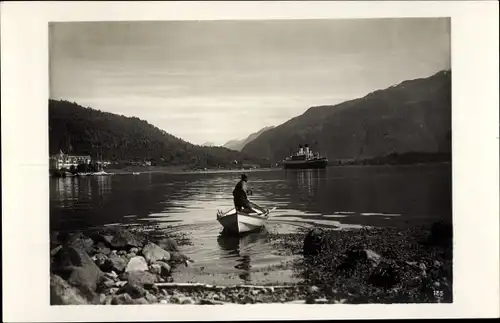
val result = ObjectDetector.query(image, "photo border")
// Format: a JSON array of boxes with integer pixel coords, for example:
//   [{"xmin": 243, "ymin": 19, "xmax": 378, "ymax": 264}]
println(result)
[{"xmin": 1, "ymin": 1, "xmax": 499, "ymax": 321}]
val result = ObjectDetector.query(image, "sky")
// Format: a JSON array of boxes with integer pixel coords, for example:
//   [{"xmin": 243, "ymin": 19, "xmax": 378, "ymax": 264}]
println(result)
[{"xmin": 49, "ymin": 18, "xmax": 450, "ymax": 146}]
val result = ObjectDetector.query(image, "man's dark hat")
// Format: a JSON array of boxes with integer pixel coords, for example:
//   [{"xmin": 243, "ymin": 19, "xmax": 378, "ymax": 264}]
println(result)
[{"xmin": 241, "ymin": 174, "xmax": 248, "ymax": 181}]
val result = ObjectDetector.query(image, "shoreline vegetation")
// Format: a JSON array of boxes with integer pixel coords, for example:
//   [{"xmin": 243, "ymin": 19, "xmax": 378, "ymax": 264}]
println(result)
[
  {"xmin": 50, "ymin": 220, "xmax": 452, "ymax": 305},
  {"xmin": 330, "ymin": 152, "xmax": 451, "ymax": 166},
  {"xmin": 49, "ymin": 152, "xmax": 451, "ymax": 178}
]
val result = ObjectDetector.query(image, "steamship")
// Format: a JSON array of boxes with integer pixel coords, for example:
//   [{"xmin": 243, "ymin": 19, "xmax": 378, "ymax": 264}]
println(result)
[{"xmin": 282, "ymin": 144, "xmax": 328, "ymax": 169}]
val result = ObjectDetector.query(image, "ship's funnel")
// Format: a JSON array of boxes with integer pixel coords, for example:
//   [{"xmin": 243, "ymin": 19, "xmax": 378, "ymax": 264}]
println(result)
[{"xmin": 305, "ymin": 144, "xmax": 310, "ymax": 155}]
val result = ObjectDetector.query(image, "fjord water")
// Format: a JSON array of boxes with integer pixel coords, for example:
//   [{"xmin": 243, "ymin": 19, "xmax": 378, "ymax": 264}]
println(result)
[{"xmin": 50, "ymin": 164, "xmax": 451, "ymax": 284}]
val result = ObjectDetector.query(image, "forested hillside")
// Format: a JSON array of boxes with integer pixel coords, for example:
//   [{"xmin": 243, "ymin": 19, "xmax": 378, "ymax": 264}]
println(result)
[
  {"xmin": 242, "ymin": 70, "xmax": 451, "ymax": 163},
  {"xmin": 49, "ymin": 100, "xmax": 268, "ymax": 167}
]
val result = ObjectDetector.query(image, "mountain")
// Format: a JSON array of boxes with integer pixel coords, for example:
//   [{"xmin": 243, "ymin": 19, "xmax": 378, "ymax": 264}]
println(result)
[
  {"xmin": 49, "ymin": 100, "xmax": 268, "ymax": 167},
  {"xmin": 242, "ymin": 70, "xmax": 451, "ymax": 163},
  {"xmin": 202, "ymin": 142, "xmax": 217, "ymax": 147},
  {"xmin": 223, "ymin": 126, "xmax": 275, "ymax": 151},
  {"xmin": 223, "ymin": 139, "xmax": 241, "ymax": 151}
]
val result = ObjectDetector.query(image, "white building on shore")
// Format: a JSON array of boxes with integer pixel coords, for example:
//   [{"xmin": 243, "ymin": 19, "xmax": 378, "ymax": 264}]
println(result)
[{"xmin": 49, "ymin": 151, "xmax": 92, "ymax": 170}]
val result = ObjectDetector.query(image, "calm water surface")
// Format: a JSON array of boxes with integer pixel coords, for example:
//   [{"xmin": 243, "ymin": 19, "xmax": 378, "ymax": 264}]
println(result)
[{"xmin": 50, "ymin": 164, "xmax": 451, "ymax": 284}]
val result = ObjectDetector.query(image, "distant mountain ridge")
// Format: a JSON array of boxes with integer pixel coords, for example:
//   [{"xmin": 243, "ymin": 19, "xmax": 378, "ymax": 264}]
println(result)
[
  {"xmin": 49, "ymin": 100, "xmax": 268, "ymax": 167},
  {"xmin": 223, "ymin": 126, "xmax": 275, "ymax": 151},
  {"xmin": 242, "ymin": 70, "xmax": 451, "ymax": 163}
]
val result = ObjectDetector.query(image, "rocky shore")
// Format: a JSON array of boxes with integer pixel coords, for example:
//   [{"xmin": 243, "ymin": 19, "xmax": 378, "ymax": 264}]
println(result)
[
  {"xmin": 271, "ymin": 221, "xmax": 453, "ymax": 303},
  {"xmin": 50, "ymin": 220, "xmax": 452, "ymax": 305},
  {"xmin": 50, "ymin": 224, "xmax": 304, "ymax": 305}
]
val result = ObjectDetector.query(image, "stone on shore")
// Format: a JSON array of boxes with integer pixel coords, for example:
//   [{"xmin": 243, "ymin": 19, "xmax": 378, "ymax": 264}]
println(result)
[
  {"xmin": 149, "ymin": 264, "xmax": 162, "ymax": 276},
  {"xmin": 93, "ymin": 242, "xmax": 112, "ymax": 256},
  {"xmin": 50, "ymin": 274, "xmax": 88, "ymax": 305},
  {"xmin": 107, "ymin": 287, "xmax": 119, "ymax": 295},
  {"xmin": 50, "ymin": 231, "xmax": 61, "ymax": 249},
  {"xmin": 155, "ymin": 261, "xmax": 171, "ymax": 277},
  {"xmin": 170, "ymin": 251, "xmax": 189, "ymax": 263},
  {"xmin": 307, "ymin": 286, "xmax": 320, "ymax": 294},
  {"xmin": 111, "ymin": 293, "xmax": 134, "ymax": 305},
  {"xmin": 54, "ymin": 248, "xmax": 103, "ymax": 301},
  {"xmin": 117, "ymin": 283, "xmax": 147, "ymax": 299},
  {"xmin": 99, "ymin": 293, "xmax": 106, "ymax": 304},
  {"xmin": 241, "ymin": 295, "xmax": 255, "ymax": 304},
  {"xmin": 100, "ymin": 277, "xmax": 116, "ymax": 289},
  {"xmin": 365, "ymin": 249, "xmax": 382, "ymax": 267},
  {"xmin": 428, "ymin": 221, "xmax": 453, "ymax": 246},
  {"xmin": 108, "ymin": 254, "xmax": 128, "ymax": 273},
  {"xmin": 51, "ymin": 245, "xmax": 63, "ymax": 257},
  {"xmin": 69, "ymin": 237, "xmax": 95, "ymax": 255},
  {"xmin": 303, "ymin": 228, "xmax": 326, "ymax": 256},
  {"xmin": 126, "ymin": 253, "xmax": 137, "ymax": 260},
  {"xmin": 367, "ymin": 262, "xmax": 401, "ymax": 288},
  {"xmin": 141, "ymin": 243, "xmax": 171, "ymax": 264},
  {"xmin": 170, "ymin": 295, "xmax": 195, "ymax": 304},
  {"xmin": 115, "ymin": 280, "xmax": 127, "ymax": 287},
  {"xmin": 145, "ymin": 292, "xmax": 158, "ymax": 303},
  {"xmin": 67, "ymin": 266, "xmax": 102, "ymax": 299},
  {"xmin": 93, "ymin": 253, "xmax": 114, "ymax": 272},
  {"xmin": 122, "ymin": 270, "xmax": 159, "ymax": 288},
  {"xmin": 52, "ymin": 245, "xmax": 98, "ymax": 271},
  {"xmin": 158, "ymin": 237, "xmax": 179, "ymax": 252},
  {"xmin": 110, "ymin": 229, "xmax": 143, "ymax": 249},
  {"xmin": 199, "ymin": 299, "xmax": 224, "ymax": 305},
  {"xmin": 342, "ymin": 247, "xmax": 383, "ymax": 268},
  {"xmin": 90, "ymin": 232, "xmax": 115, "ymax": 246},
  {"xmin": 51, "ymin": 245, "xmax": 103, "ymax": 300},
  {"xmin": 104, "ymin": 295, "xmax": 114, "ymax": 305},
  {"xmin": 134, "ymin": 298, "xmax": 150, "ymax": 305},
  {"xmin": 125, "ymin": 256, "xmax": 149, "ymax": 272}
]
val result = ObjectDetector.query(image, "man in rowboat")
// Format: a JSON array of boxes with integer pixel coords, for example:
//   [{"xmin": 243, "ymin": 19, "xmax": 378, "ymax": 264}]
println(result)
[{"xmin": 233, "ymin": 173, "xmax": 255, "ymax": 213}]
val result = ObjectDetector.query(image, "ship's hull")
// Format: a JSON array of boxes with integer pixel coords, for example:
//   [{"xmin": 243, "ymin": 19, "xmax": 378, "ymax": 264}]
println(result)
[{"xmin": 283, "ymin": 158, "xmax": 328, "ymax": 169}]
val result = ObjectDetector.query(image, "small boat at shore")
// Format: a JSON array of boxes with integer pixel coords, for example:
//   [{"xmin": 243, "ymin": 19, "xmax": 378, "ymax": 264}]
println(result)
[
  {"xmin": 92, "ymin": 170, "xmax": 111, "ymax": 176},
  {"xmin": 216, "ymin": 203, "xmax": 274, "ymax": 234},
  {"xmin": 74, "ymin": 171, "xmax": 111, "ymax": 176},
  {"xmin": 132, "ymin": 172, "xmax": 140, "ymax": 175}
]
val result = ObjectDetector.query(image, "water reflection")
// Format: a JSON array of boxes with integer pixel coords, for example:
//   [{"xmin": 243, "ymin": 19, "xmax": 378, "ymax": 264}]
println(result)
[
  {"xmin": 50, "ymin": 174, "xmax": 178, "ymax": 231},
  {"xmin": 237, "ymin": 256, "xmax": 251, "ymax": 282},
  {"xmin": 289, "ymin": 169, "xmax": 326, "ymax": 197},
  {"xmin": 282, "ymin": 169, "xmax": 327, "ymax": 212},
  {"xmin": 216, "ymin": 229, "xmax": 270, "ymax": 282},
  {"xmin": 53, "ymin": 176, "xmax": 112, "ymax": 206},
  {"xmin": 95, "ymin": 175, "xmax": 112, "ymax": 198},
  {"xmin": 54, "ymin": 177, "xmax": 79, "ymax": 208}
]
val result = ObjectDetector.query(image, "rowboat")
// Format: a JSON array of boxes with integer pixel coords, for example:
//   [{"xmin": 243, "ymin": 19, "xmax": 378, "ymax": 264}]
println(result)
[{"xmin": 216, "ymin": 203, "xmax": 274, "ymax": 234}]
